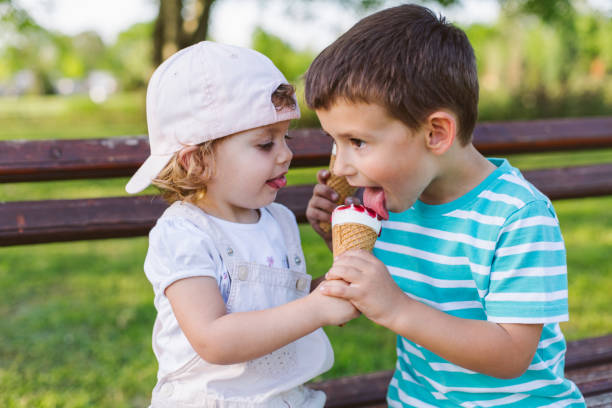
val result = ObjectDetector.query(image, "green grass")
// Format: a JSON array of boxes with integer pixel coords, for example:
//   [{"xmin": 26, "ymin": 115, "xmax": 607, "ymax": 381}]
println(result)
[
  {"xmin": 1, "ymin": 93, "xmax": 611, "ymax": 406},
  {"xmin": 0, "ymin": 93, "xmax": 147, "ymax": 141}
]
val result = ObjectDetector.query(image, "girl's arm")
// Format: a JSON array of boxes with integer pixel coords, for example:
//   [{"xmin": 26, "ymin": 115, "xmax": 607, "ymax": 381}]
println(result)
[{"xmin": 166, "ymin": 276, "xmax": 358, "ymax": 365}]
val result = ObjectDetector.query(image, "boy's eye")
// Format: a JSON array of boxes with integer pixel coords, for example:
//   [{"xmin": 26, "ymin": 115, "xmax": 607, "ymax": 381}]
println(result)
[{"xmin": 350, "ymin": 138, "xmax": 365, "ymax": 148}]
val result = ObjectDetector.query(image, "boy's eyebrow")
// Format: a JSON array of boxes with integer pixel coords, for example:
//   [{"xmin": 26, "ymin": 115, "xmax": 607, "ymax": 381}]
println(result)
[{"xmin": 336, "ymin": 131, "xmax": 367, "ymax": 140}]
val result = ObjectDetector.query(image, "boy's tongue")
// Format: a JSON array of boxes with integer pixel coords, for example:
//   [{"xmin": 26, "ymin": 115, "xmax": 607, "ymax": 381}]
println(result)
[{"xmin": 363, "ymin": 187, "xmax": 389, "ymax": 220}]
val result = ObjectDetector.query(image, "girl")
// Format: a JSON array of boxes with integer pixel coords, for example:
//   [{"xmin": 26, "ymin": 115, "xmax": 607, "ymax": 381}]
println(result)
[{"xmin": 126, "ymin": 41, "xmax": 358, "ymax": 407}]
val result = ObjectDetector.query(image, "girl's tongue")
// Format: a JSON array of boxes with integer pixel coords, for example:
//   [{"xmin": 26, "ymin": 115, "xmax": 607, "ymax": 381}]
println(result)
[
  {"xmin": 266, "ymin": 175, "xmax": 287, "ymax": 189},
  {"xmin": 363, "ymin": 187, "xmax": 389, "ymax": 220}
]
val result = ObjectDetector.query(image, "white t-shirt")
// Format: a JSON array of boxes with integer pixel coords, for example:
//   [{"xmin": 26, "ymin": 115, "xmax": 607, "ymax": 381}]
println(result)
[{"xmin": 144, "ymin": 205, "xmax": 290, "ymax": 379}]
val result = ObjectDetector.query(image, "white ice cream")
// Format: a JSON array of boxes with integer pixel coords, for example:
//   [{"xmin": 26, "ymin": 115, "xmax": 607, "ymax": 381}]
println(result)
[{"xmin": 331, "ymin": 204, "xmax": 382, "ymax": 234}]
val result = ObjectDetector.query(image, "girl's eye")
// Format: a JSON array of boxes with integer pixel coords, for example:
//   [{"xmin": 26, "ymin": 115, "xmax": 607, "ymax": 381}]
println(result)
[
  {"xmin": 350, "ymin": 138, "xmax": 365, "ymax": 148},
  {"xmin": 258, "ymin": 141, "xmax": 274, "ymax": 150},
  {"xmin": 284, "ymin": 133, "xmax": 292, "ymax": 140}
]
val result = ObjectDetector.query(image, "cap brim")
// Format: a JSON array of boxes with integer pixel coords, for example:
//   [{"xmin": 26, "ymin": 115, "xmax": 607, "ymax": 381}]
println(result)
[{"xmin": 125, "ymin": 153, "xmax": 174, "ymax": 194}]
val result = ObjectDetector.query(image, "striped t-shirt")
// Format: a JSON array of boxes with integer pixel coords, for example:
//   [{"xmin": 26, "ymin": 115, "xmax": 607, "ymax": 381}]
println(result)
[{"xmin": 375, "ymin": 158, "xmax": 585, "ymax": 407}]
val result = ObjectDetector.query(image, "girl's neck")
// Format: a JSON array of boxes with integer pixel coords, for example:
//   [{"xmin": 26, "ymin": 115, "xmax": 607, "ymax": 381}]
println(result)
[{"xmin": 187, "ymin": 197, "xmax": 260, "ymax": 224}]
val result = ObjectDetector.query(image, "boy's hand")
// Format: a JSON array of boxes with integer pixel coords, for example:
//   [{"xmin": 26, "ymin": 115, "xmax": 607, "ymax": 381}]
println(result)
[
  {"xmin": 321, "ymin": 249, "xmax": 404, "ymax": 328},
  {"xmin": 306, "ymin": 169, "xmax": 360, "ymax": 249}
]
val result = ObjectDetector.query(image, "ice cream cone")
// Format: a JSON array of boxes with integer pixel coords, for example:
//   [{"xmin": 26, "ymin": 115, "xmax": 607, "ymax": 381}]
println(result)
[
  {"xmin": 331, "ymin": 204, "xmax": 382, "ymax": 257},
  {"xmin": 320, "ymin": 145, "xmax": 358, "ymax": 233}
]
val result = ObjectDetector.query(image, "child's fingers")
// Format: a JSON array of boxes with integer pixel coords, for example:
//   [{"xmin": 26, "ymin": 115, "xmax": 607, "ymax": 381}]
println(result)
[
  {"xmin": 317, "ymin": 169, "xmax": 331, "ymax": 184},
  {"xmin": 319, "ymin": 280, "xmax": 354, "ymax": 300},
  {"xmin": 334, "ymin": 250, "xmax": 375, "ymax": 268},
  {"xmin": 337, "ymin": 249, "xmax": 377, "ymax": 265},
  {"xmin": 313, "ymin": 183, "xmax": 339, "ymax": 202},
  {"xmin": 326, "ymin": 264, "xmax": 361, "ymax": 283},
  {"xmin": 306, "ymin": 206, "xmax": 332, "ymax": 225}
]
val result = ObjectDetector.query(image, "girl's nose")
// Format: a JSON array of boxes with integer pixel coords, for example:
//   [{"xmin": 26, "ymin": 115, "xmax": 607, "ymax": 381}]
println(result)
[{"xmin": 278, "ymin": 140, "xmax": 293, "ymax": 165}]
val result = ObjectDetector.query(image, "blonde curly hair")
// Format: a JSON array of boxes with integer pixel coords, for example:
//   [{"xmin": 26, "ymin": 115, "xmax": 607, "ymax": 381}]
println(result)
[{"xmin": 152, "ymin": 84, "xmax": 297, "ymax": 204}]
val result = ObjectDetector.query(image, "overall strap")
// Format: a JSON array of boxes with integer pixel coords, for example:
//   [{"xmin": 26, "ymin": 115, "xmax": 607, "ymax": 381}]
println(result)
[
  {"xmin": 264, "ymin": 203, "xmax": 306, "ymax": 272},
  {"xmin": 163, "ymin": 201, "xmax": 242, "ymax": 264}
]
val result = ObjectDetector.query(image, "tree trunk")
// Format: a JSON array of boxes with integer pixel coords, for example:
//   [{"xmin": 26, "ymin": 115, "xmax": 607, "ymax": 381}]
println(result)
[
  {"xmin": 153, "ymin": 0, "xmax": 184, "ymax": 66},
  {"xmin": 189, "ymin": 0, "xmax": 216, "ymax": 45},
  {"xmin": 153, "ymin": 0, "xmax": 216, "ymax": 66}
]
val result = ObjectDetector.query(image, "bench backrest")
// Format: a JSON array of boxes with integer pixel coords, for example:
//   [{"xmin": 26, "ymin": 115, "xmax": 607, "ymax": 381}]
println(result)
[{"xmin": 2, "ymin": 116, "xmax": 612, "ymax": 246}]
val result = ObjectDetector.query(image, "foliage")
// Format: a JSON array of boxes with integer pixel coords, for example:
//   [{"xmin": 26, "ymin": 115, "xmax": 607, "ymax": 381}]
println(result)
[
  {"xmin": 108, "ymin": 23, "xmax": 154, "ymax": 90},
  {"xmin": 0, "ymin": 0, "xmax": 38, "ymax": 32},
  {"xmin": 466, "ymin": 9, "xmax": 612, "ymax": 120},
  {"xmin": 251, "ymin": 27, "xmax": 315, "ymax": 83},
  {"xmin": 2, "ymin": 1, "xmax": 610, "ymax": 119}
]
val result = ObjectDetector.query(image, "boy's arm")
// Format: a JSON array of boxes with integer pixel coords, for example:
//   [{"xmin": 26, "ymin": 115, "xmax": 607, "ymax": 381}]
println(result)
[
  {"xmin": 166, "ymin": 276, "xmax": 359, "ymax": 365},
  {"xmin": 321, "ymin": 250, "xmax": 543, "ymax": 379}
]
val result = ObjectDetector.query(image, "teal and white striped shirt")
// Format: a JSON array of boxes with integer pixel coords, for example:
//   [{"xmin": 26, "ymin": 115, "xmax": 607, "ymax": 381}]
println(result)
[{"xmin": 376, "ymin": 158, "xmax": 585, "ymax": 407}]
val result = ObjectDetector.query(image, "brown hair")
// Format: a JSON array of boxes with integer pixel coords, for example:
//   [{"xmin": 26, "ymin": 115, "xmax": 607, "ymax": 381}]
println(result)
[
  {"xmin": 152, "ymin": 83, "xmax": 297, "ymax": 203},
  {"xmin": 304, "ymin": 4, "xmax": 478, "ymax": 144}
]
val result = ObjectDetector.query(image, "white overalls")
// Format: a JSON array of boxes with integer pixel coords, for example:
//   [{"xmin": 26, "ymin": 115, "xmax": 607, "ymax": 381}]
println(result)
[{"xmin": 149, "ymin": 202, "xmax": 334, "ymax": 408}]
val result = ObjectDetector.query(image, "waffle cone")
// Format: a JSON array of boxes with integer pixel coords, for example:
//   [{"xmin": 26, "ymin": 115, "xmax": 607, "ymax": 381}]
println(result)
[
  {"xmin": 320, "ymin": 154, "xmax": 358, "ymax": 233},
  {"xmin": 332, "ymin": 223, "xmax": 378, "ymax": 257}
]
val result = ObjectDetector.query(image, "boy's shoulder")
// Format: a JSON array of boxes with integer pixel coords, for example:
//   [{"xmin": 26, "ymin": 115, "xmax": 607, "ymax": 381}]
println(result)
[{"xmin": 483, "ymin": 158, "xmax": 557, "ymax": 221}]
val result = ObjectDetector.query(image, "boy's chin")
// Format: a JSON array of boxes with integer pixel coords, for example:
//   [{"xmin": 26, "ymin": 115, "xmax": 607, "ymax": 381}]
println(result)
[{"xmin": 387, "ymin": 199, "xmax": 416, "ymax": 214}]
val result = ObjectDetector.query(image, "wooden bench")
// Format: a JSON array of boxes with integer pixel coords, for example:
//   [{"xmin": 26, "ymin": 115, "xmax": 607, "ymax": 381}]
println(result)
[{"xmin": 2, "ymin": 116, "xmax": 612, "ymax": 406}]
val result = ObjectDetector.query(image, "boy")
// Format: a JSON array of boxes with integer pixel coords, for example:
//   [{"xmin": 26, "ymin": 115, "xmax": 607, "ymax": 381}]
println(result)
[{"xmin": 305, "ymin": 4, "xmax": 585, "ymax": 407}]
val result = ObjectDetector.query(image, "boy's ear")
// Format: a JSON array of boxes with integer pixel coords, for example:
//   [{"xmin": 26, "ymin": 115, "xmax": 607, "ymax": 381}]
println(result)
[
  {"xmin": 424, "ymin": 111, "xmax": 457, "ymax": 155},
  {"xmin": 178, "ymin": 145, "xmax": 199, "ymax": 170}
]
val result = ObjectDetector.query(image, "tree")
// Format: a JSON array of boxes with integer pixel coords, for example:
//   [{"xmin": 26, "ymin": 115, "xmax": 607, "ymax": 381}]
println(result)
[
  {"xmin": 151, "ymin": 0, "xmax": 578, "ymax": 65},
  {"xmin": 153, "ymin": 0, "xmax": 216, "ymax": 65}
]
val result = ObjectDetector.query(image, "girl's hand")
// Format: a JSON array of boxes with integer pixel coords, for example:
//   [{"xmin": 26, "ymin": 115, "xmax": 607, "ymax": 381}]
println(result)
[
  {"xmin": 321, "ymin": 249, "xmax": 406, "ymax": 328},
  {"xmin": 310, "ymin": 279, "xmax": 360, "ymax": 326}
]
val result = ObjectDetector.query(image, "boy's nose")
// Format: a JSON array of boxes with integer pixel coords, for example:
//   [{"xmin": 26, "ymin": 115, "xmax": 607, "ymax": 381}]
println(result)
[{"xmin": 332, "ymin": 149, "xmax": 353, "ymax": 177}]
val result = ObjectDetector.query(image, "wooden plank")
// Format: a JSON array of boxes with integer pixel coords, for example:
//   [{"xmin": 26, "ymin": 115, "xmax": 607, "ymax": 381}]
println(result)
[
  {"xmin": 0, "ymin": 136, "xmax": 150, "ymax": 183},
  {"xmin": 0, "ymin": 186, "xmax": 314, "ymax": 246},
  {"xmin": 0, "ymin": 132, "xmax": 332, "ymax": 183},
  {"xmin": 1, "ymin": 164, "xmax": 612, "ymax": 246},
  {"xmin": 2, "ymin": 117, "xmax": 612, "ymax": 183},
  {"xmin": 585, "ymin": 391, "xmax": 612, "ymax": 407},
  {"xmin": 310, "ymin": 370, "xmax": 393, "ymax": 408},
  {"xmin": 566, "ymin": 334, "xmax": 612, "ymax": 370},
  {"xmin": 523, "ymin": 164, "xmax": 612, "ymax": 200},
  {"xmin": 473, "ymin": 116, "xmax": 612, "ymax": 154},
  {"xmin": 566, "ymin": 362, "xmax": 612, "ymax": 397},
  {"xmin": 0, "ymin": 195, "xmax": 167, "ymax": 246}
]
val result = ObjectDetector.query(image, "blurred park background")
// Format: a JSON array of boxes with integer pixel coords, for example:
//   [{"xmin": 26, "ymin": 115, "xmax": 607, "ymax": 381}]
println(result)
[{"xmin": 1, "ymin": 0, "xmax": 611, "ymax": 406}]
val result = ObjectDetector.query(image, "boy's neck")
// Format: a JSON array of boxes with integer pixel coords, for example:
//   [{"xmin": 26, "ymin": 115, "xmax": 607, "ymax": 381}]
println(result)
[{"xmin": 419, "ymin": 144, "xmax": 496, "ymax": 206}]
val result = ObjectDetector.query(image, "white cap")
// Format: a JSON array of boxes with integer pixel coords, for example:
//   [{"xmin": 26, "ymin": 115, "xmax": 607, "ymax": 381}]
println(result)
[
  {"xmin": 126, "ymin": 41, "xmax": 300, "ymax": 194},
  {"xmin": 332, "ymin": 204, "xmax": 382, "ymax": 234}
]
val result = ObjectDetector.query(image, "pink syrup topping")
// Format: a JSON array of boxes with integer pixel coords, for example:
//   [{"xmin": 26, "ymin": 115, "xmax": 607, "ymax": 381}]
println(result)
[{"xmin": 335, "ymin": 204, "xmax": 381, "ymax": 219}]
